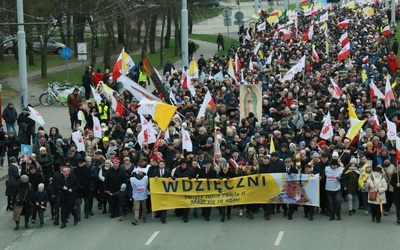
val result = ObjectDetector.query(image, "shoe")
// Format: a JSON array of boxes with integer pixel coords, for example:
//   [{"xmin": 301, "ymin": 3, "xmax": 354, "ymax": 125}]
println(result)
[
  {"xmin": 25, "ymin": 224, "xmax": 29, "ymax": 229},
  {"xmin": 265, "ymin": 215, "xmax": 270, "ymax": 220},
  {"xmin": 288, "ymin": 215, "xmax": 293, "ymax": 220},
  {"xmin": 183, "ymin": 217, "xmax": 188, "ymax": 223},
  {"xmin": 102, "ymin": 209, "xmax": 107, "ymax": 214},
  {"xmin": 372, "ymin": 217, "xmax": 375, "ymax": 222},
  {"xmin": 364, "ymin": 211, "xmax": 370, "ymax": 216},
  {"xmin": 74, "ymin": 219, "xmax": 79, "ymax": 225},
  {"xmin": 53, "ymin": 222, "xmax": 59, "ymax": 226},
  {"xmin": 132, "ymin": 220, "xmax": 139, "ymax": 225},
  {"xmin": 89, "ymin": 212, "xmax": 94, "ymax": 216},
  {"xmin": 161, "ymin": 219, "xmax": 166, "ymax": 224},
  {"xmin": 348, "ymin": 210, "xmax": 352, "ymax": 215},
  {"xmin": 31, "ymin": 219, "xmax": 35, "ymax": 224},
  {"xmin": 352, "ymin": 209, "xmax": 356, "ymax": 214},
  {"xmin": 14, "ymin": 225, "xmax": 19, "ymax": 231},
  {"xmin": 220, "ymin": 217, "xmax": 225, "ymax": 222},
  {"xmin": 238, "ymin": 209, "xmax": 243, "ymax": 217},
  {"xmin": 336, "ymin": 215, "xmax": 341, "ymax": 221},
  {"xmin": 205, "ymin": 217, "xmax": 210, "ymax": 221},
  {"xmin": 309, "ymin": 217, "xmax": 314, "ymax": 221},
  {"xmin": 376, "ymin": 220, "xmax": 381, "ymax": 223},
  {"xmin": 283, "ymin": 211, "xmax": 288, "ymax": 217},
  {"xmin": 85, "ymin": 215, "xmax": 89, "ymax": 219},
  {"xmin": 384, "ymin": 212, "xmax": 389, "ymax": 216},
  {"xmin": 119, "ymin": 216, "xmax": 122, "ymax": 221},
  {"xmin": 193, "ymin": 211, "xmax": 198, "ymax": 218},
  {"xmin": 60, "ymin": 224, "xmax": 66, "ymax": 229},
  {"xmin": 249, "ymin": 213, "xmax": 253, "ymax": 220},
  {"xmin": 329, "ymin": 216, "xmax": 335, "ymax": 221},
  {"xmin": 143, "ymin": 218, "xmax": 147, "ymax": 223},
  {"xmin": 227, "ymin": 215, "xmax": 231, "ymax": 220}
]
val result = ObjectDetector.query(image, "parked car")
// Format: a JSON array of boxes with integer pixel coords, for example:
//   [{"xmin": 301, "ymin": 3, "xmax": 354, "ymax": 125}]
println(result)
[
  {"xmin": 193, "ymin": 0, "xmax": 220, "ymax": 8},
  {"xmin": 1, "ymin": 36, "xmax": 65, "ymax": 54}
]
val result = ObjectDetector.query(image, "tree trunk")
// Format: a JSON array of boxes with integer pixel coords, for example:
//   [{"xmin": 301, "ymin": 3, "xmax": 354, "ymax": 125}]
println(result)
[
  {"xmin": 136, "ymin": 20, "xmax": 143, "ymax": 45},
  {"xmin": 26, "ymin": 26, "xmax": 34, "ymax": 66},
  {"xmin": 117, "ymin": 17, "xmax": 125, "ymax": 46},
  {"xmin": 142, "ymin": 19, "xmax": 151, "ymax": 54},
  {"xmin": 75, "ymin": 15, "xmax": 86, "ymax": 43},
  {"xmin": 66, "ymin": 12, "xmax": 72, "ymax": 48},
  {"xmin": 104, "ymin": 18, "xmax": 113, "ymax": 71},
  {"xmin": 88, "ymin": 18, "xmax": 98, "ymax": 68},
  {"xmin": 160, "ymin": 13, "xmax": 166, "ymax": 67},
  {"xmin": 149, "ymin": 13, "xmax": 158, "ymax": 53},
  {"xmin": 165, "ymin": 11, "xmax": 171, "ymax": 49},
  {"xmin": 173, "ymin": 16, "xmax": 180, "ymax": 56}
]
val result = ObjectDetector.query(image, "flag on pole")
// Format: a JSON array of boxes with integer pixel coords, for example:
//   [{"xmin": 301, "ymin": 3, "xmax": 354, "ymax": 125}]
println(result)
[
  {"xmin": 396, "ymin": 136, "xmax": 400, "ymax": 162},
  {"xmin": 385, "ymin": 76, "xmax": 395, "ymax": 108},
  {"xmin": 137, "ymin": 117, "xmax": 157, "ymax": 148},
  {"xmin": 319, "ymin": 12, "xmax": 329, "ymax": 22},
  {"xmin": 118, "ymin": 75, "xmax": 162, "ymax": 102},
  {"xmin": 196, "ymin": 90, "xmax": 216, "ymax": 120},
  {"xmin": 228, "ymin": 58, "xmax": 236, "ymax": 80},
  {"xmin": 337, "ymin": 19, "xmax": 350, "ymax": 28},
  {"xmin": 330, "ymin": 78, "xmax": 343, "ymax": 99},
  {"xmin": 137, "ymin": 98, "xmax": 177, "ymax": 132},
  {"xmin": 320, "ymin": 111, "xmax": 333, "ymax": 140},
  {"xmin": 382, "ymin": 25, "xmax": 391, "ymax": 36},
  {"xmin": 112, "ymin": 48, "xmax": 135, "ymax": 80},
  {"xmin": 385, "ymin": 114, "xmax": 397, "ymax": 140},
  {"xmin": 372, "ymin": 112, "xmax": 380, "ymax": 131},
  {"xmin": 90, "ymin": 85, "xmax": 102, "ymax": 104},
  {"xmin": 234, "ymin": 53, "xmax": 241, "ymax": 73},
  {"xmin": 181, "ymin": 70, "xmax": 196, "ymax": 96},
  {"xmin": 339, "ymin": 32, "xmax": 349, "ymax": 47},
  {"xmin": 72, "ymin": 130, "xmax": 85, "ymax": 152},
  {"xmin": 92, "ymin": 114, "xmax": 102, "ymax": 139},
  {"xmin": 101, "ymin": 82, "xmax": 125, "ymax": 115},
  {"xmin": 188, "ymin": 58, "xmax": 199, "ymax": 78},
  {"xmin": 141, "ymin": 51, "xmax": 169, "ymax": 101},
  {"xmin": 257, "ymin": 21, "xmax": 266, "ymax": 31},
  {"xmin": 337, "ymin": 42, "xmax": 350, "ymax": 61},
  {"xmin": 369, "ymin": 80, "xmax": 384, "ymax": 100},
  {"xmin": 345, "ymin": 119, "xmax": 366, "ymax": 140},
  {"xmin": 345, "ymin": 1, "xmax": 356, "ymax": 9},
  {"xmin": 28, "ymin": 107, "xmax": 45, "ymax": 126},
  {"xmin": 312, "ymin": 47, "xmax": 319, "ymax": 62},
  {"xmin": 181, "ymin": 128, "xmax": 193, "ymax": 152},
  {"xmin": 270, "ymin": 135, "xmax": 276, "ymax": 153},
  {"xmin": 266, "ymin": 52, "xmax": 273, "ymax": 65},
  {"xmin": 347, "ymin": 100, "xmax": 358, "ymax": 119}
]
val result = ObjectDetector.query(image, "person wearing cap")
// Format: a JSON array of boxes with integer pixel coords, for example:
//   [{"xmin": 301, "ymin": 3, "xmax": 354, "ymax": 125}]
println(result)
[
  {"xmin": 108, "ymin": 183, "xmax": 130, "ymax": 221},
  {"xmin": 6, "ymin": 156, "xmax": 20, "ymax": 211},
  {"xmin": 98, "ymin": 160, "xmax": 112, "ymax": 214},
  {"xmin": 325, "ymin": 159, "xmax": 344, "ymax": 221},
  {"xmin": 12, "ymin": 175, "xmax": 34, "ymax": 230},
  {"xmin": 173, "ymin": 158, "xmax": 195, "ymax": 222},
  {"xmin": 2, "ymin": 102, "xmax": 18, "ymax": 135},
  {"xmin": 67, "ymin": 87, "xmax": 82, "ymax": 130},
  {"xmin": 366, "ymin": 166, "xmax": 388, "ymax": 223},
  {"xmin": 198, "ymin": 159, "xmax": 217, "ymax": 221},
  {"xmin": 343, "ymin": 158, "xmax": 360, "ymax": 216},
  {"xmin": 73, "ymin": 156, "xmax": 92, "ymax": 220},
  {"xmin": 34, "ymin": 183, "xmax": 48, "ymax": 227},
  {"xmin": 104, "ymin": 156, "xmax": 126, "ymax": 218},
  {"xmin": 130, "ymin": 167, "xmax": 149, "ymax": 225}
]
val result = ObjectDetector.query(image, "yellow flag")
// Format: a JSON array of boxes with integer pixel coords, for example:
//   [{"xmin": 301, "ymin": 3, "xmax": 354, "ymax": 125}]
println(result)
[
  {"xmin": 347, "ymin": 99, "xmax": 357, "ymax": 119},
  {"xmin": 392, "ymin": 81, "xmax": 397, "ymax": 89},
  {"xmin": 320, "ymin": 22, "xmax": 327, "ymax": 31},
  {"xmin": 345, "ymin": 119, "xmax": 366, "ymax": 140},
  {"xmin": 270, "ymin": 135, "xmax": 276, "ymax": 153}
]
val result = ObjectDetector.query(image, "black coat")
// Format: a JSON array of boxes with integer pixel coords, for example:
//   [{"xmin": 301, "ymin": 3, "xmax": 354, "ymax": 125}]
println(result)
[
  {"xmin": 73, "ymin": 166, "xmax": 92, "ymax": 197},
  {"xmin": 2, "ymin": 135, "xmax": 20, "ymax": 158},
  {"xmin": 2, "ymin": 105, "xmax": 18, "ymax": 124},
  {"xmin": 218, "ymin": 169, "xmax": 236, "ymax": 178},
  {"xmin": 105, "ymin": 167, "xmax": 126, "ymax": 193},
  {"xmin": 198, "ymin": 168, "xmax": 218, "ymax": 179},
  {"xmin": 151, "ymin": 167, "xmax": 172, "ymax": 178},
  {"xmin": 5, "ymin": 163, "xmax": 20, "ymax": 196},
  {"xmin": 174, "ymin": 166, "xmax": 195, "ymax": 178},
  {"xmin": 259, "ymin": 163, "xmax": 275, "ymax": 173},
  {"xmin": 28, "ymin": 172, "xmax": 44, "ymax": 193},
  {"xmin": 57, "ymin": 173, "xmax": 80, "ymax": 205}
]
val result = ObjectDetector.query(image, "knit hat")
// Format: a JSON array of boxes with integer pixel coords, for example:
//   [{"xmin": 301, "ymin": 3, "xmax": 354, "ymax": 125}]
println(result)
[
  {"xmin": 21, "ymin": 175, "xmax": 29, "ymax": 181},
  {"xmin": 85, "ymin": 156, "xmax": 92, "ymax": 162},
  {"xmin": 366, "ymin": 141, "xmax": 373, "ymax": 147},
  {"xmin": 350, "ymin": 158, "xmax": 357, "ymax": 164},
  {"xmin": 332, "ymin": 152, "xmax": 339, "ymax": 158},
  {"xmin": 105, "ymin": 159, "xmax": 112, "ymax": 165},
  {"xmin": 38, "ymin": 183, "xmax": 45, "ymax": 191},
  {"xmin": 113, "ymin": 158, "xmax": 120, "ymax": 163},
  {"xmin": 9, "ymin": 156, "xmax": 17, "ymax": 164},
  {"xmin": 121, "ymin": 183, "xmax": 127, "ymax": 190}
]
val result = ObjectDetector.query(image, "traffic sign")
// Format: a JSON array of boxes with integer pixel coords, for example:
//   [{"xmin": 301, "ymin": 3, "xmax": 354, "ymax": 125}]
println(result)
[
  {"xmin": 235, "ymin": 11, "xmax": 244, "ymax": 21},
  {"xmin": 222, "ymin": 8, "xmax": 232, "ymax": 18},
  {"xmin": 61, "ymin": 47, "xmax": 72, "ymax": 60},
  {"xmin": 224, "ymin": 18, "xmax": 232, "ymax": 26}
]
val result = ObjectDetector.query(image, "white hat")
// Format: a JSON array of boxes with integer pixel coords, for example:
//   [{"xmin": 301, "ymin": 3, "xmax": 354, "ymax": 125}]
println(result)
[{"xmin": 332, "ymin": 152, "xmax": 339, "ymax": 158}]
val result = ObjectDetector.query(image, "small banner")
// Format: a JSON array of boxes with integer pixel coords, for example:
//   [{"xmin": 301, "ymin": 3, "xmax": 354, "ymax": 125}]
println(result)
[{"xmin": 150, "ymin": 173, "xmax": 320, "ymax": 211}]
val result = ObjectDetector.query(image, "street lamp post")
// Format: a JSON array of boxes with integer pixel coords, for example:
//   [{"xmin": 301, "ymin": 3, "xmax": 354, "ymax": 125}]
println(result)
[
  {"xmin": 17, "ymin": 0, "xmax": 28, "ymax": 109},
  {"xmin": 181, "ymin": 0, "xmax": 189, "ymax": 68}
]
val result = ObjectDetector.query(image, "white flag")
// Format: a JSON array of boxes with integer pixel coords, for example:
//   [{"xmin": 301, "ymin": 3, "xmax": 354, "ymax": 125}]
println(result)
[
  {"xmin": 92, "ymin": 114, "xmax": 102, "ymax": 139},
  {"xmin": 181, "ymin": 128, "xmax": 193, "ymax": 152},
  {"xmin": 320, "ymin": 111, "xmax": 333, "ymax": 140},
  {"xmin": 137, "ymin": 113, "xmax": 157, "ymax": 147},
  {"xmin": 320, "ymin": 12, "xmax": 329, "ymax": 22},
  {"xmin": 266, "ymin": 52, "xmax": 273, "ymax": 65},
  {"xmin": 257, "ymin": 21, "xmax": 266, "ymax": 31},
  {"xmin": 72, "ymin": 130, "xmax": 85, "ymax": 152},
  {"xmin": 254, "ymin": 42, "xmax": 262, "ymax": 55},
  {"xmin": 28, "ymin": 107, "xmax": 45, "ymax": 126},
  {"xmin": 90, "ymin": 85, "xmax": 102, "ymax": 104},
  {"xmin": 385, "ymin": 114, "xmax": 397, "ymax": 140}
]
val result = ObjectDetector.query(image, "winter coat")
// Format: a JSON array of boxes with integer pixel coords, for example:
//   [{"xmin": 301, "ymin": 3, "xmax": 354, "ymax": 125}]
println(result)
[
  {"xmin": 2, "ymin": 136, "xmax": 21, "ymax": 158},
  {"xmin": 366, "ymin": 172, "xmax": 388, "ymax": 205},
  {"xmin": 36, "ymin": 153, "xmax": 54, "ymax": 178},
  {"xmin": 73, "ymin": 166, "xmax": 92, "ymax": 198},
  {"xmin": 104, "ymin": 167, "xmax": 126, "ymax": 193},
  {"xmin": 2, "ymin": 104, "xmax": 18, "ymax": 123},
  {"xmin": 344, "ymin": 167, "xmax": 360, "ymax": 194},
  {"xmin": 5, "ymin": 163, "xmax": 20, "ymax": 196},
  {"xmin": 13, "ymin": 181, "xmax": 34, "ymax": 221}
]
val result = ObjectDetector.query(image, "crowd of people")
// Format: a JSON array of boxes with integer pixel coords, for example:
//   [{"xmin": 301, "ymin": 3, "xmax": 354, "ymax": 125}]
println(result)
[{"xmin": 3, "ymin": 2, "xmax": 400, "ymax": 229}]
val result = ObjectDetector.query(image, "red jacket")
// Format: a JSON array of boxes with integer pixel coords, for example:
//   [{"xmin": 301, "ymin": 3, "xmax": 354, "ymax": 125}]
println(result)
[{"xmin": 93, "ymin": 73, "xmax": 104, "ymax": 86}]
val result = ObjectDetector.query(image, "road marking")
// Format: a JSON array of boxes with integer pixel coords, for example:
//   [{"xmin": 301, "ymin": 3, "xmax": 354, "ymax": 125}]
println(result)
[
  {"xmin": 145, "ymin": 231, "xmax": 160, "ymax": 245},
  {"xmin": 274, "ymin": 231, "xmax": 285, "ymax": 246}
]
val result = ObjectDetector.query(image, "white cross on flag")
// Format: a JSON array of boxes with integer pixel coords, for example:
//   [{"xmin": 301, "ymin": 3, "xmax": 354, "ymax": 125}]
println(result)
[
  {"xmin": 181, "ymin": 128, "xmax": 193, "ymax": 152},
  {"xmin": 72, "ymin": 130, "xmax": 85, "ymax": 152}
]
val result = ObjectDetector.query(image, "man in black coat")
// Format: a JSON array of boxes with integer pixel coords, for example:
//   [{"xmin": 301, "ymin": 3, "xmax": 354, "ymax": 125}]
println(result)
[
  {"xmin": 151, "ymin": 160, "xmax": 171, "ymax": 223},
  {"xmin": 73, "ymin": 156, "xmax": 92, "ymax": 220},
  {"xmin": 104, "ymin": 159, "xmax": 126, "ymax": 218},
  {"xmin": 258, "ymin": 155, "xmax": 275, "ymax": 220},
  {"xmin": 198, "ymin": 159, "xmax": 217, "ymax": 221},
  {"xmin": 52, "ymin": 165, "xmax": 66, "ymax": 226},
  {"xmin": 27, "ymin": 165, "xmax": 44, "ymax": 223},
  {"xmin": 56, "ymin": 166, "xmax": 79, "ymax": 229},
  {"xmin": 173, "ymin": 158, "xmax": 195, "ymax": 222},
  {"xmin": 276, "ymin": 157, "xmax": 298, "ymax": 220}
]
